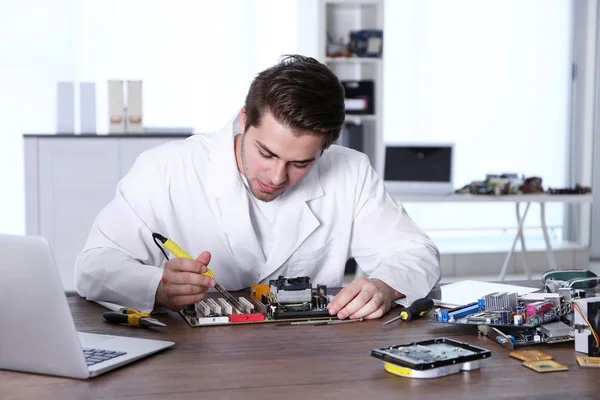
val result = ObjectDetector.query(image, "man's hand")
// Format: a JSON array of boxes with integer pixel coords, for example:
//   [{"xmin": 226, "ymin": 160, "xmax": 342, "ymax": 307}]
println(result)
[
  {"xmin": 327, "ymin": 278, "xmax": 403, "ymax": 320},
  {"xmin": 154, "ymin": 251, "xmax": 216, "ymax": 311}
]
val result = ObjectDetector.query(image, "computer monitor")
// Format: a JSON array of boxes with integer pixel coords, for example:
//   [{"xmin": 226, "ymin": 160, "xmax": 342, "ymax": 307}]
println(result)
[{"xmin": 384, "ymin": 143, "xmax": 454, "ymax": 195}]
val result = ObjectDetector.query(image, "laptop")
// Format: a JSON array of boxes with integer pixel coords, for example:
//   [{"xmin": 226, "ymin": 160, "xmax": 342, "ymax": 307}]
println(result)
[
  {"xmin": 384, "ymin": 143, "xmax": 455, "ymax": 195},
  {"xmin": 0, "ymin": 234, "xmax": 174, "ymax": 379}
]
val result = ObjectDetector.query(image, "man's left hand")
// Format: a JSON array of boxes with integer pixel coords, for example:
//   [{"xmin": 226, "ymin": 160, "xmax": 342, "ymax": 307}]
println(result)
[{"xmin": 327, "ymin": 278, "xmax": 403, "ymax": 320}]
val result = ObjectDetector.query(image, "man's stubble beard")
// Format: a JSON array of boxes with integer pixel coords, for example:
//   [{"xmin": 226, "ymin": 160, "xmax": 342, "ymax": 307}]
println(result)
[{"xmin": 240, "ymin": 134, "xmax": 278, "ymax": 203}]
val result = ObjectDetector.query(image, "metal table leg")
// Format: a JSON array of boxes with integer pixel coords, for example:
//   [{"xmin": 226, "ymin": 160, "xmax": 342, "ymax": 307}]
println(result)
[
  {"xmin": 499, "ymin": 202, "xmax": 531, "ymax": 281},
  {"xmin": 540, "ymin": 201, "xmax": 558, "ymax": 270}
]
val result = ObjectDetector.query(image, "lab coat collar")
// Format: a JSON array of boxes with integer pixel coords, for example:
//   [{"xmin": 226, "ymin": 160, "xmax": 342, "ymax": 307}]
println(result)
[{"xmin": 207, "ymin": 116, "xmax": 325, "ymax": 269}]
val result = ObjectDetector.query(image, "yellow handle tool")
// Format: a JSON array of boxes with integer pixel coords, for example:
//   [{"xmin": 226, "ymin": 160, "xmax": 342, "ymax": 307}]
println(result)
[
  {"xmin": 103, "ymin": 308, "xmax": 166, "ymax": 327},
  {"xmin": 159, "ymin": 236, "xmax": 215, "ymax": 279},
  {"xmin": 152, "ymin": 233, "xmax": 244, "ymax": 313},
  {"xmin": 382, "ymin": 298, "xmax": 434, "ymax": 326}
]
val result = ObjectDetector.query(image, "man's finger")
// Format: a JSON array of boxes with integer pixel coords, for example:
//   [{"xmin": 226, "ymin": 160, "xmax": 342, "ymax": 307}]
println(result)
[
  {"xmin": 164, "ymin": 271, "xmax": 214, "ymax": 287},
  {"xmin": 195, "ymin": 251, "xmax": 211, "ymax": 266},
  {"xmin": 167, "ymin": 258, "xmax": 207, "ymax": 274},
  {"xmin": 335, "ymin": 287, "xmax": 373, "ymax": 319},
  {"xmin": 164, "ymin": 283, "xmax": 207, "ymax": 297},
  {"xmin": 327, "ymin": 279, "xmax": 364, "ymax": 315},
  {"xmin": 172, "ymin": 293, "xmax": 207, "ymax": 309},
  {"xmin": 349, "ymin": 296, "xmax": 384, "ymax": 320}
]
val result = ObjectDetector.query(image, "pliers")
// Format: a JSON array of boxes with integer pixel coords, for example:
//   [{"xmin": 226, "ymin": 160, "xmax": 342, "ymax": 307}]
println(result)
[{"xmin": 103, "ymin": 308, "xmax": 166, "ymax": 328}]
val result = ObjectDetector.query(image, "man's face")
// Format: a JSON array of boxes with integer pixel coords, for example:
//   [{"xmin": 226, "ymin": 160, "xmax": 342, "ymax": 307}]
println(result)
[{"xmin": 236, "ymin": 109, "xmax": 323, "ymax": 202}]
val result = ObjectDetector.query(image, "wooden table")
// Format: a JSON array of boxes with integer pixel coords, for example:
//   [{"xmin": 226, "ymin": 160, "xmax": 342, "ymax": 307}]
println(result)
[{"xmin": 2, "ymin": 288, "xmax": 598, "ymax": 399}]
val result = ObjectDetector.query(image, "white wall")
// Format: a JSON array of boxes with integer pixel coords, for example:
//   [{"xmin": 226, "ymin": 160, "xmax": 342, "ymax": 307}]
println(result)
[
  {"xmin": 0, "ymin": 0, "xmax": 74, "ymax": 235},
  {"xmin": 0, "ymin": 0, "xmax": 297, "ymax": 235},
  {"xmin": 383, "ymin": 0, "xmax": 573, "ymax": 232}
]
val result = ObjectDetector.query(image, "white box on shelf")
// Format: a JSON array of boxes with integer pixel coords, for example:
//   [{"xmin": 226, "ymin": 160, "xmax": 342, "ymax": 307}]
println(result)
[
  {"xmin": 56, "ymin": 81, "xmax": 75, "ymax": 133},
  {"xmin": 127, "ymin": 80, "xmax": 143, "ymax": 133},
  {"xmin": 108, "ymin": 80, "xmax": 125, "ymax": 133},
  {"xmin": 79, "ymin": 82, "xmax": 96, "ymax": 134}
]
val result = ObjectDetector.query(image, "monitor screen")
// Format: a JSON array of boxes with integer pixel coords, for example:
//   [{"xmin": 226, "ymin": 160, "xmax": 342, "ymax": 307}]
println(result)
[{"xmin": 384, "ymin": 145, "xmax": 453, "ymax": 182}]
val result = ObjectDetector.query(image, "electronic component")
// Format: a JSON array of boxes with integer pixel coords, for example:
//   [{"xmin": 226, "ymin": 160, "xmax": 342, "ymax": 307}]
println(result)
[
  {"xmin": 539, "ymin": 321, "xmax": 572, "ymax": 338},
  {"xmin": 179, "ymin": 276, "xmax": 341, "ymax": 327},
  {"xmin": 577, "ymin": 356, "xmax": 600, "ymax": 368},
  {"xmin": 520, "ymin": 292, "xmax": 562, "ymax": 308},
  {"xmin": 371, "ymin": 338, "xmax": 491, "ymax": 379},
  {"xmin": 250, "ymin": 284, "xmax": 269, "ymax": 301},
  {"xmin": 433, "ymin": 291, "xmax": 561, "ymax": 328},
  {"xmin": 522, "ymin": 360, "xmax": 568, "ymax": 373},
  {"xmin": 229, "ymin": 313, "xmax": 265, "ymax": 323},
  {"xmin": 438, "ymin": 302, "xmax": 480, "ymax": 322},
  {"xmin": 238, "ymin": 297, "xmax": 254, "ymax": 314},
  {"xmin": 270, "ymin": 276, "xmax": 312, "ymax": 303},
  {"xmin": 509, "ymin": 350, "xmax": 552, "ymax": 362},
  {"xmin": 526, "ymin": 301, "xmax": 553, "ymax": 318},
  {"xmin": 484, "ymin": 292, "xmax": 518, "ymax": 311},
  {"xmin": 573, "ymin": 297, "xmax": 600, "ymax": 356},
  {"xmin": 477, "ymin": 324, "xmax": 574, "ymax": 350}
]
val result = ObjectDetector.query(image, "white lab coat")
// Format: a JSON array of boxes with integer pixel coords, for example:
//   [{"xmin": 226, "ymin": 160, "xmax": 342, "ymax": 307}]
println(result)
[{"xmin": 75, "ymin": 118, "xmax": 441, "ymax": 312}]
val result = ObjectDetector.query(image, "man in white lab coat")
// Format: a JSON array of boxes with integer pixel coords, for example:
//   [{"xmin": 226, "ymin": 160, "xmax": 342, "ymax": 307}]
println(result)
[{"xmin": 75, "ymin": 55, "xmax": 440, "ymax": 320}]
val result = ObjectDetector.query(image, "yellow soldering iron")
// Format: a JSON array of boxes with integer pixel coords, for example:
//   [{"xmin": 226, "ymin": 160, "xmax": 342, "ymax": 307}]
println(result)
[{"xmin": 152, "ymin": 232, "xmax": 245, "ymax": 313}]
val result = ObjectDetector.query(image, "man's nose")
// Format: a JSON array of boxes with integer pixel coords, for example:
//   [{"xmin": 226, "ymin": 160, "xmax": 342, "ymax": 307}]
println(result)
[{"xmin": 269, "ymin": 161, "xmax": 288, "ymax": 186}]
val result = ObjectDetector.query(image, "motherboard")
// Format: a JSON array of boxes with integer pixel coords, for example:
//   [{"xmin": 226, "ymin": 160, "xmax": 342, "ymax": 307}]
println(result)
[
  {"xmin": 431, "ymin": 291, "xmax": 575, "ymax": 349},
  {"xmin": 180, "ymin": 276, "xmax": 336, "ymax": 327}
]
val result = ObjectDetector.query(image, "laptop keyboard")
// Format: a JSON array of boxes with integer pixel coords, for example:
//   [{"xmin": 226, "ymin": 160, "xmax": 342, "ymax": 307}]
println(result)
[{"xmin": 82, "ymin": 347, "xmax": 127, "ymax": 366}]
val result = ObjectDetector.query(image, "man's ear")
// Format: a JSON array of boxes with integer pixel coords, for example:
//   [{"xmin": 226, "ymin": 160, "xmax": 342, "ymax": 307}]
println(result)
[{"xmin": 239, "ymin": 107, "xmax": 247, "ymax": 134}]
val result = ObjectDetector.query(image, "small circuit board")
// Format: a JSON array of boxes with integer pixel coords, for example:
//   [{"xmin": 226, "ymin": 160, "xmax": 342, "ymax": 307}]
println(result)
[
  {"xmin": 180, "ymin": 276, "xmax": 338, "ymax": 327},
  {"xmin": 577, "ymin": 356, "xmax": 600, "ymax": 368},
  {"xmin": 522, "ymin": 360, "xmax": 569, "ymax": 373},
  {"xmin": 371, "ymin": 337, "xmax": 491, "ymax": 379}
]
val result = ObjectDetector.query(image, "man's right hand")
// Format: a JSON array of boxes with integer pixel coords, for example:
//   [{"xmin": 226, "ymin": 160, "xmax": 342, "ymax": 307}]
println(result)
[{"xmin": 154, "ymin": 251, "xmax": 216, "ymax": 311}]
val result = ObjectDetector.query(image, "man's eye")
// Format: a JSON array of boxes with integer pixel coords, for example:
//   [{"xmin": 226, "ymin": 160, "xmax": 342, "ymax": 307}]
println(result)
[
  {"xmin": 259, "ymin": 152, "xmax": 273, "ymax": 159},
  {"xmin": 294, "ymin": 163, "xmax": 310, "ymax": 169}
]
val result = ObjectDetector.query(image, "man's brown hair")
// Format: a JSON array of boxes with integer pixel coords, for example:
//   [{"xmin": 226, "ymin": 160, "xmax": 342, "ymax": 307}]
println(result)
[{"xmin": 244, "ymin": 54, "xmax": 345, "ymax": 149}]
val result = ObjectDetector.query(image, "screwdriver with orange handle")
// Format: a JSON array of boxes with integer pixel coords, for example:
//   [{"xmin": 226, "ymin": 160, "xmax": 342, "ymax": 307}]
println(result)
[
  {"xmin": 152, "ymin": 232, "xmax": 245, "ymax": 314},
  {"xmin": 382, "ymin": 298, "xmax": 434, "ymax": 326}
]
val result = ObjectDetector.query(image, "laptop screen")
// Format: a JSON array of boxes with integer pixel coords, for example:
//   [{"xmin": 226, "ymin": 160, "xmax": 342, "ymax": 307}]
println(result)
[{"xmin": 384, "ymin": 145, "xmax": 453, "ymax": 183}]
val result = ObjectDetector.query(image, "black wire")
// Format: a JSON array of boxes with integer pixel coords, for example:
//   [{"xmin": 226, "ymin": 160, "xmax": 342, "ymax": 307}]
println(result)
[{"xmin": 153, "ymin": 234, "xmax": 170, "ymax": 261}]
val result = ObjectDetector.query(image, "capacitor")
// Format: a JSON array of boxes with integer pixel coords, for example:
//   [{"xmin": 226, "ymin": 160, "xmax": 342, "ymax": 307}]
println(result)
[
  {"xmin": 185, "ymin": 304, "xmax": 197, "ymax": 317},
  {"xmin": 317, "ymin": 284, "xmax": 327, "ymax": 297},
  {"xmin": 318, "ymin": 296, "xmax": 327, "ymax": 309},
  {"xmin": 312, "ymin": 295, "xmax": 319, "ymax": 309}
]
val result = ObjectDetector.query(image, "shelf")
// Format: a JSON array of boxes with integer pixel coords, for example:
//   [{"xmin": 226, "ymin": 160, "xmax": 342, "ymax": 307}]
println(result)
[
  {"xmin": 325, "ymin": 57, "xmax": 382, "ymax": 64},
  {"xmin": 325, "ymin": 0, "xmax": 380, "ymax": 5},
  {"xmin": 344, "ymin": 114, "xmax": 377, "ymax": 124}
]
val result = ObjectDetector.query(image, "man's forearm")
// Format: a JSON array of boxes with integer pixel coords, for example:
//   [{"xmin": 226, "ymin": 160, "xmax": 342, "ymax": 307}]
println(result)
[{"xmin": 75, "ymin": 247, "xmax": 163, "ymax": 312}]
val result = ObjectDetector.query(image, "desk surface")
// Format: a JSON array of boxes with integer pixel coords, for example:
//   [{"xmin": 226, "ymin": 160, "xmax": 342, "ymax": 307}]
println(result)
[
  {"xmin": 2, "ymin": 284, "xmax": 598, "ymax": 400},
  {"xmin": 392, "ymin": 193, "xmax": 593, "ymax": 203}
]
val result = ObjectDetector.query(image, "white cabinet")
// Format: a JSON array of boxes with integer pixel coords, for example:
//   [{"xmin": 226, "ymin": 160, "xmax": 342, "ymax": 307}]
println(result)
[
  {"xmin": 318, "ymin": 0, "xmax": 384, "ymax": 174},
  {"xmin": 24, "ymin": 135, "xmax": 187, "ymax": 293}
]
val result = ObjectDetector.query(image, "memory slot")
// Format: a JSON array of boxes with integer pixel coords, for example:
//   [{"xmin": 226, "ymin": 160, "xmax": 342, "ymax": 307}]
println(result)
[{"xmin": 441, "ymin": 302, "xmax": 480, "ymax": 322}]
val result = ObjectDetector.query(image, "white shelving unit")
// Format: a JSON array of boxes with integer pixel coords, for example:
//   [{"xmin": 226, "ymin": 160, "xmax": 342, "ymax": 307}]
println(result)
[{"xmin": 318, "ymin": 0, "xmax": 384, "ymax": 175}]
